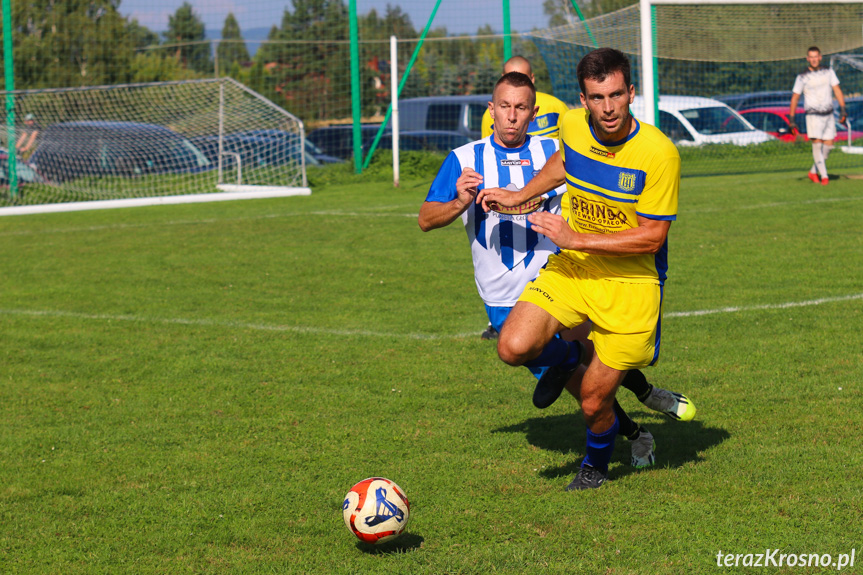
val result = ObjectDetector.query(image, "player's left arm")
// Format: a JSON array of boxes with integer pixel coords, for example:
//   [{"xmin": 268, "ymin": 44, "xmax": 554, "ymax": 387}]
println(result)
[
  {"xmin": 834, "ymin": 84, "xmax": 847, "ymax": 123},
  {"xmin": 526, "ymin": 212, "xmax": 670, "ymax": 255}
]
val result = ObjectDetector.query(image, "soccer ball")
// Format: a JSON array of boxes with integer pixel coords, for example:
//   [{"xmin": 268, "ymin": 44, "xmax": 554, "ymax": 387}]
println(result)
[{"xmin": 342, "ymin": 477, "xmax": 410, "ymax": 544}]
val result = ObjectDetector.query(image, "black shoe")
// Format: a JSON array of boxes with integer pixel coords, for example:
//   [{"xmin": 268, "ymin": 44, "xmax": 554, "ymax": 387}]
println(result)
[
  {"xmin": 565, "ymin": 464, "xmax": 608, "ymax": 491},
  {"xmin": 531, "ymin": 340, "xmax": 584, "ymax": 409},
  {"xmin": 480, "ymin": 323, "xmax": 499, "ymax": 340}
]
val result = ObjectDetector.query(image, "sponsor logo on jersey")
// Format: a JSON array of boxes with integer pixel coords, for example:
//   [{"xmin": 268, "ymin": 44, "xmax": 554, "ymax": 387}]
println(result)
[
  {"xmin": 537, "ymin": 116, "xmax": 549, "ymax": 129},
  {"xmin": 574, "ymin": 197, "xmax": 628, "ymax": 229},
  {"xmin": 489, "ymin": 197, "xmax": 543, "ymax": 215},
  {"xmin": 618, "ymin": 172, "xmax": 637, "ymax": 192},
  {"xmin": 500, "ymin": 159, "xmax": 531, "ymax": 166},
  {"xmin": 589, "ymin": 146, "xmax": 615, "ymax": 159}
]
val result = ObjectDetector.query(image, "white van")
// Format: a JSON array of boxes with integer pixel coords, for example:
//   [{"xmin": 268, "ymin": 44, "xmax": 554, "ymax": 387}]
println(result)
[
  {"xmin": 630, "ymin": 95, "xmax": 774, "ymax": 146},
  {"xmin": 398, "ymin": 95, "xmax": 491, "ymax": 140}
]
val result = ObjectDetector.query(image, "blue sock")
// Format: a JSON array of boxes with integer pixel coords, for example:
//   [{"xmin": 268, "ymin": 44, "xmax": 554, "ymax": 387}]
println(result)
[
  {"xmin": 523, "ymin": 338, "xmax": 580, "ymax": 369},
  {"xmin": 582, "ymin": 416, "xmax": 619, "ymax": 474}
]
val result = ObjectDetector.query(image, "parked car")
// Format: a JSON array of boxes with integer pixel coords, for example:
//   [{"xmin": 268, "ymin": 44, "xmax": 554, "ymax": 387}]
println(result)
[
  {"xmin": 0, "ymin": 148, "xmax": 44, "ymax": 186},
  {"xmin": 714, "ymin": 90, "xmax": 797, "ymax": 111},
  {"xmin": 30, "ymin": 121, "xmax": 211, "ymax": 182},
  {"xmin": 370, "ymin": 130, "xmax": 471, "ymax": 154},
  {"xmin": 398, "ymin": 95, "xmax": 491, "ymax": 140},
  {"xmin": 630, "ymin": 95, "xmax": 774, "ymax": 146},
  {"xmin": 238, "ymin": 129, "xmax": 343, "ymax": 164},
  {"xmin": 738, "ymin": 106, "xmax": 863, "ymax": 143},
  {"xmin": 306, "ymin": 124, "xmax": 387, "ymax": 160},
  {"xmin": 191, "ymin": 130, "xmax": 341, "ymax": 169}
]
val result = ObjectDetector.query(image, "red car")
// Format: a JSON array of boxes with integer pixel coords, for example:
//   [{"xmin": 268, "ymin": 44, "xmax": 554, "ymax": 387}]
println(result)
[{"xmin": 739, "ymin": 106, "xmax": 863, "ymax": 143}]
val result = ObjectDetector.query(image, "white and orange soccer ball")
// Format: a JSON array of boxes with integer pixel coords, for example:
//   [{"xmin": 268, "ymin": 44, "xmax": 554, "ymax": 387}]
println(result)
[{"xmin": 342, "ymin": 477, "xmax": 410, "ymax": 544}]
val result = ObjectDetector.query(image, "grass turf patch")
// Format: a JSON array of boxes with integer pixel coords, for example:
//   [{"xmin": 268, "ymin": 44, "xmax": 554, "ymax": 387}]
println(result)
[{"xmin": 0, "ymin": 166, "xmax": 861, "ymax": 573}]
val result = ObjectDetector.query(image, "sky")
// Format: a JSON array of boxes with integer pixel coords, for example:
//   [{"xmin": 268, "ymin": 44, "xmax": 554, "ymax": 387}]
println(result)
[{"xmin": 119, "ymin": 0, "xmax": 554, "ymax": 36}]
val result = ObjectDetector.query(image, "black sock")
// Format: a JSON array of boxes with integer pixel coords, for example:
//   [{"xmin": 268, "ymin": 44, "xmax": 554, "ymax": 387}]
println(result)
[
  {"xmin": 626, "ymin": 425, "xmax": 645, "ymax": 441},
  {"xmin": 621, "ymin": 369, "xmax": 654, "ymax": 403},
  {"xmin": 613, "ymin": 399, "xmax": 639, "ymax": 438}
]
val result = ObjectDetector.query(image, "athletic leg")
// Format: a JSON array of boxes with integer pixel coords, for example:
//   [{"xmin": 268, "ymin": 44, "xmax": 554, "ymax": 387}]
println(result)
[
  {"xmin": 823, "ymin": 139, "xmax": 834, "ymax": 181},
  {"xmin": 812, "ymin": 139, "xmax": 827, "ymax": 179},
  {"xmin": 565, "ymin": 355, "xmax": 626, "ymax": 490},
  {"xmin": 620, "ymin": 369, "xmax": 653, "ymax": 401},
  {"xmin": 497, "ymin": 300, "xmax": 566, "ymax": 367}
]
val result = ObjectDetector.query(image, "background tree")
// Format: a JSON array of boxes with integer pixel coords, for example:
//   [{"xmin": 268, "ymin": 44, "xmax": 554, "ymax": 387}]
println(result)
[
  {"xmin": 358, "ymin": 6, "xmax": 418, "ymax": 116},
  {"xmin": 127, "ymin": 19, "xmax": 160, "ymax": 50},
  {"xmin": 216, "ymin": 13, "xmax": 250, "ymax": 76},
  {"xmin": 253, "ymin": 0, "xmax": 351, "ymax": 122},
  {"xmin": 164, "ymin": 2, "xmax": 212, "ymax": 75},
  {"xmin": 216, "ymin": 12, "xmax": 251, "ymax": 76},
  {"xmin": 5, "ymin": 0, "xmax": 136, "ymax": 89}
]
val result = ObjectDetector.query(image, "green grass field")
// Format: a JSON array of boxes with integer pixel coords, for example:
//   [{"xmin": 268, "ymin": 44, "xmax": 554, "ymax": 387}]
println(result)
[{"xmin": 1, "ymin": 164, "xmax": 862, "ymax": 574}]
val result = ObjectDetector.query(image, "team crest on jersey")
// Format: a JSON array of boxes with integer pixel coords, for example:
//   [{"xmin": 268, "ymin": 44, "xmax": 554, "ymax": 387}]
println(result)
[
  {"xmin": 618, "ymin": 172, "xmax": 637, "ymax": 192},
  {"xmin": 500, "ymin": 159, "xmax": 531, "ymax": 166},
  {"xmin": 537, "ymin": 116, "xmax": 549, "ymax": 129},
  {"xmin": 590, "ymin": 146, "xmax": 615, "ymax": 159}
]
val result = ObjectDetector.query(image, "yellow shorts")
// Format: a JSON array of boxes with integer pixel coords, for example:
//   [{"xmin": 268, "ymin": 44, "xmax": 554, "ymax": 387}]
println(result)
[{"xmin": 519, "ymin": 255, "xmax": 663, "ymax": 371}]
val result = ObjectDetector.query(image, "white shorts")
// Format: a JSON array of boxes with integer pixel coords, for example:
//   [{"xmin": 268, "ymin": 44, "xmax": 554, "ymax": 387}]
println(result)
[{"xmin": 806, "ymin": 114, "xmax": 837, "ymax": 141}]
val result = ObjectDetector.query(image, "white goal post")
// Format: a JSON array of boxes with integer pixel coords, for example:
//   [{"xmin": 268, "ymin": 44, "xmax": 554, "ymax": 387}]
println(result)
[
  {"xmin": 0, "ymin": 78, "xmax": 311, "ymax": 216},
  {"xmin": 639, "ymin": 0, "xmax": 863, "ymax": 126}
]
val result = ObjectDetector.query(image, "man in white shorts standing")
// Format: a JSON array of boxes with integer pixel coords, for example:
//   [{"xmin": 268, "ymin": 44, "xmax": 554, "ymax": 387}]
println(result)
[{"xmin": 789, "ymin": 46, "xmax": 847, "ymax": 186}]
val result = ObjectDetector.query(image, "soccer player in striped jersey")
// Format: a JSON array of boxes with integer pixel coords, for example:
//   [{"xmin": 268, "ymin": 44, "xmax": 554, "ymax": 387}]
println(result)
[
  {"xmin": 477, "ymin": 49, "xmax": 695, "ymax": 491},
  {"xmin": 478, "ymin": 56, "xmax": 570, "ymax": 341},
  {"xmin": 420, "ymin": 71, "xmax": 694, "ymax": 470}
]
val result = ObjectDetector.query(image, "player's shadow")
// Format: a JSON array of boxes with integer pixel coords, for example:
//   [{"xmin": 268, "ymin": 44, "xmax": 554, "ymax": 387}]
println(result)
[
  {"xmin": 355, "ymin": 533, "xmax": 424, "ymax": 555},
  {"xmin": 491, "ymin": 411, "xmax": 729, "ymax": 482}
]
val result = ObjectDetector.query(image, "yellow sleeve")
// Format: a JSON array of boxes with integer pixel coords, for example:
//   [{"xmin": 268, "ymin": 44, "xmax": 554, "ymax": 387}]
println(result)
[
  {"xmin": 531, "ymin": 93, "xmax": 571, "ymax": 139},
  {"xmin": 481, "ymin": 107, "xmax": 493, "ymax": 139},
  {"xmin": 636, "ymin": 133, "xmax": 680, "ymax": 219}
]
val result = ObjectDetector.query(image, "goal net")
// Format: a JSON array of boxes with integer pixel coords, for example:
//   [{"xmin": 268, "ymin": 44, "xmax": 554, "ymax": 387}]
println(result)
[
  {"xmin": 530, "ymin": 2, "xmax": 863, "ymax": 176},
  {"xmin": 0, "ymin": 78, "xmax": 310, "ymax": 214}
]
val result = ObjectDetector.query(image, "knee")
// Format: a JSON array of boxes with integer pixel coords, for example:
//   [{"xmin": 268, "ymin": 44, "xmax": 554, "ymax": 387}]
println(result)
[
  {"xmin": 496, "ymin": 332, "xmax": 537, "ymax": 367},
  {"xmin": 581, "ymin": 393, "xmax": 613, "ymax": 425}
]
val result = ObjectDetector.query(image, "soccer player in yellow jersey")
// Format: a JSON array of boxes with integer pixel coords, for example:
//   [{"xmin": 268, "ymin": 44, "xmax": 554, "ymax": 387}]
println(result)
[
  {"xmin": 480, "ymin": 57, "xmax": 570, "ymax": 143},
  {"xmin": 477, "ymin": 48, "xmax": 691, "ymax": 491}
]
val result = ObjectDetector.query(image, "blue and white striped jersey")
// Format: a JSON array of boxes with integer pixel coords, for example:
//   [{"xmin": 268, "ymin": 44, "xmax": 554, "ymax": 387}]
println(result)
[{"xmin": 425, "ymin": 135, "xmax": 566, "ymax": 307}]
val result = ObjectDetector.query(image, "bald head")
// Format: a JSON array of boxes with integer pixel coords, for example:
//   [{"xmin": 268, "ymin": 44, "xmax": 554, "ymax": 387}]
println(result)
[{"xmin": 503, "ymin": 56, "xmax": 534, "ymax": 83}]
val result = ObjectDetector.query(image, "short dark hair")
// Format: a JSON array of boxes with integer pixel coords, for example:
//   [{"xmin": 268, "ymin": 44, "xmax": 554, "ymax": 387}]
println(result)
[
  {"xmin": 493, "ymin": 71, "xmax": 536, "ymax": 107},
  {"xmin": 576, "ymin": 48, "xmax": 631, "ymax": 94},
  {"xmin": 807, "ymin": 46, "xmax": 821, "ymax": 54}
]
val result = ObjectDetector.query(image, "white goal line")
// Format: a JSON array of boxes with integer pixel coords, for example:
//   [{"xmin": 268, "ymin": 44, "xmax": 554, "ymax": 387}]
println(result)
[
  {"xmin": 2, "ymin": 292, "xmax": 862, "ymax": 340},
  {"xmin": 665, "ymin": 293, "xmax": 863, "ymax": 318},
  {"xmin": 0, "ymin": 187, "xmax": 312, "ymax": 217}
]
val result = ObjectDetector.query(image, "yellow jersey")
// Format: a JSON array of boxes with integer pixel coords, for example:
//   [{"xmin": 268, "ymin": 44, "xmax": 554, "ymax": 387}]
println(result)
[{"xmin": 558, "ymin": 108, "xmax": 680, "ymax": 284}]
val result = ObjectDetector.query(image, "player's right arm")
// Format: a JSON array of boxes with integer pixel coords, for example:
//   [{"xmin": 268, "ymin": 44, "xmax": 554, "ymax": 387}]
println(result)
[
  {"xmin": 418, "ymin": 162, "xmax": 483, "ymax": 232},
  {"xmin": 788, "ymin": 92, "xmax": 801, "ymax": 132},
  {"xmin": 476, "ymin": 150, "xmax": 565, "ymax": 213}
]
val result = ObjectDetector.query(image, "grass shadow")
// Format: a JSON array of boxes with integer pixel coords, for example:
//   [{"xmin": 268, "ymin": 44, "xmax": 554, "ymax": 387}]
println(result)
[
  {"xmin": 355, "ymin": 532, "xmax": 424, "ymax": 555},
  {"xmin": 491, "ymin": 412, "xmax": 730, "ymax": 482}
]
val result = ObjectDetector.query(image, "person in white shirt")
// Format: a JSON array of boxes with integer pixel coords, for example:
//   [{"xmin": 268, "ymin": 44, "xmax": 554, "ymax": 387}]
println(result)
[{"xmin": 789, "ymin": 46, "xmax": 847, "ymax": 186}]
